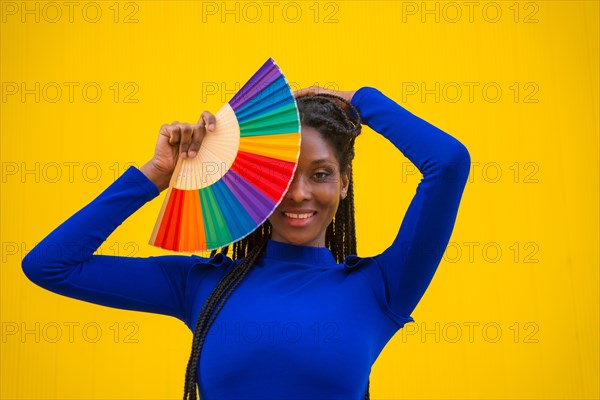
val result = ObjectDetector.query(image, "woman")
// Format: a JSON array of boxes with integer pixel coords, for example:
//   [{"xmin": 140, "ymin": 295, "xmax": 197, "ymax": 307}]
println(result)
[{"xmin": 22, "ymin": 85, "xmax": 471, "ymax": 400}]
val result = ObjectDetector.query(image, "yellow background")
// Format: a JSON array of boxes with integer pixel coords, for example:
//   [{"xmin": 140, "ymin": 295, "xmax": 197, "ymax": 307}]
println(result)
[{"xmin": 1, "ymin": 1, "xmax": 598, "ymax": 399}]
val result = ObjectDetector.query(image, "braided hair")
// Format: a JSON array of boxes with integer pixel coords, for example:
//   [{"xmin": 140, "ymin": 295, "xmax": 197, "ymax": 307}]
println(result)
[{"xmin": 183, "ymin": 92, "xmax": 367, "ymax": 399}]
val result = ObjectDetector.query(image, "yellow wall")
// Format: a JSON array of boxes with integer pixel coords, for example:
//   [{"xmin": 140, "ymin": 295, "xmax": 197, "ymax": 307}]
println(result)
[{"xmin": 1, "ymin": 1, "xmax": 598, "ymax": 399}]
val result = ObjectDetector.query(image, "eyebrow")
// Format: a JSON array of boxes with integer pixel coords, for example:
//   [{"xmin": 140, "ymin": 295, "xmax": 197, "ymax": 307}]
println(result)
[{"xmin": 311, "ymin": 159, "xmax": 336, "ymax": 165}]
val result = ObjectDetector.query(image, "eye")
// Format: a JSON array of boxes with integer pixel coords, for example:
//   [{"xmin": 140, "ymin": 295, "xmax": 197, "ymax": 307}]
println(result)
[{"xmin": 314, "ymin": 170, "xmax": 331, "ymax": 180}]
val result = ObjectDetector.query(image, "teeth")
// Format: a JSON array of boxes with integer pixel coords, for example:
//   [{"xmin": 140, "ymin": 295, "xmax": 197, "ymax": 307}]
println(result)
[{"xmin": 284, "ymin": 212, "xmax": 314, "ymax": 219}]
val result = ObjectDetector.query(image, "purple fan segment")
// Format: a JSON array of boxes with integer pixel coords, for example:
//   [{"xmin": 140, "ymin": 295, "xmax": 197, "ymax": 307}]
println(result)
[
  {"xmin": 229, "ymin": 57, "xmax": 281, "ymax": 112},
  {"xmin": 222, "ymin": 169, "xmax": 276, "ymax": 225}
]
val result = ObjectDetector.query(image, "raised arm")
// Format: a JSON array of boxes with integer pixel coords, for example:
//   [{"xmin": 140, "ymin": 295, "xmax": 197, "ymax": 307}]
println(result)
[
  {"xmin": 350, "ymin": 87, "xmax": 471, "ymax": 324},
  {"xmin": 22, "ymin": 112, "xmax": 227, "ymax": 324},
  {"xmin": 21, "ymin": 166, "xmax": 230, "ymax": 324}
]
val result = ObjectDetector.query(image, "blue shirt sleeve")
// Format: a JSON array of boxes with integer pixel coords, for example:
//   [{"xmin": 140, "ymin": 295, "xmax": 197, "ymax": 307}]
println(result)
[
  {"xmin": 350, "ymin": 87, "xmax": 471, "ymax": 323},
  {"xmin": 21, "ymin": 166, "xmax": 223, "ymax": 323}
]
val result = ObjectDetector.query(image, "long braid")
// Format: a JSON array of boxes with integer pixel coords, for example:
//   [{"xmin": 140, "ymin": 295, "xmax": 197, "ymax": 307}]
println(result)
[
  {"xmin": 183, "ymin": 250, "xmax": 250, "ymax": 398},
  {"xmin": 186, "ymin": 239, "xmax": 267, "ymax": 399},
  {"xmin": 183, "ymin": 222, "xmax": 272, "ymax": 399},
  {"xmin": 346, "ymin": 169, "xmax": 357, "ymax": 256},
  {"xmin": 182, "ymin": 92, "xmax": 372, "ymax": 399}
]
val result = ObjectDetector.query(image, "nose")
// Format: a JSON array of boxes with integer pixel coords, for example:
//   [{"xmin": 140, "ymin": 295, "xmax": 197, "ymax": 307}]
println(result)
[{"xmin": 285, "ymin": 173, "xmax": 311, "ymax": 202}]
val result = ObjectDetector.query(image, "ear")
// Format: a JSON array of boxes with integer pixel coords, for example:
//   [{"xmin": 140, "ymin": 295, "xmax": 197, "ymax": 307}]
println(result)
[{"xmin": 340, "ymin": 167, "xmax": 350, "ymax": 199}]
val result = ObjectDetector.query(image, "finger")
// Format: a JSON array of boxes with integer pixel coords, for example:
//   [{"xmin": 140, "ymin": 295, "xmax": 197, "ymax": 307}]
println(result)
[
  {"xmin": 159, "ymin": 124, "xmax": 171, "ymax": 138},
  {"xmin": 179, "ymin": 124, "xmax": 193, "ymax": 158},
  {"xmin": 200, "ymin": 111, "xmax": 216, "ymax": 131},
  {"xmin": 167, "ymin": 125, "xmax": 181, "ymax": 146},
  {"xmin": 293, "ymin": 87, "xmax": 316, "ymax": 98},
  {"xmin": 188, "ymin": 123, "xmax": 205, "ymax": 158}
]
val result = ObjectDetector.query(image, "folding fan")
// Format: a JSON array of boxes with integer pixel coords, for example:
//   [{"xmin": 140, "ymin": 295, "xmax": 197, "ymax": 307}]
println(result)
[{"xmin": 149, "ymin": 58, "xmax": 301, "ymax": 252}]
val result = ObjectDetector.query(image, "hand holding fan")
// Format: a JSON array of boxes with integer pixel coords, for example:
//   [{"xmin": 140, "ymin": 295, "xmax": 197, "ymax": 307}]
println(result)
[{"xmin": 150, "ymin": 58, "xmax": 301, "ymax": 252}]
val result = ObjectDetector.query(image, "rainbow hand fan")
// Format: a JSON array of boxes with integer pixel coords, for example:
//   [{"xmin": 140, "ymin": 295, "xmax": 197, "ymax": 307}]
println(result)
[{"xmin": 150, "ymin": 58, "xmax": 301, "ymax": 253}]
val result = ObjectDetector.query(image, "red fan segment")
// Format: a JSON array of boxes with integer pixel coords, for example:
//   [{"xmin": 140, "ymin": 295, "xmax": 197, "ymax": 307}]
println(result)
[
  {"xmin": 230, "ymin": 150, "xmax": 297, "ymax": 203},
  {"xmin": 153, "ymin": 188, "xmax": 207, "ymax": 251}
]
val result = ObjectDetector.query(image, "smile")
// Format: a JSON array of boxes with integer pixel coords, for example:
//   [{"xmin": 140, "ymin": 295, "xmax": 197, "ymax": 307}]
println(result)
[{"xmin": 283, "ymin": 212, "xmax": 316, "ymax": 219}]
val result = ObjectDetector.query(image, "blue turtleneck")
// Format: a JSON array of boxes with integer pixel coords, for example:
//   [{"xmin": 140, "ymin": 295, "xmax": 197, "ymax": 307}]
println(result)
[{"xmin": 22, "ymin": 87, "xmax": 470, "ymax": 399}]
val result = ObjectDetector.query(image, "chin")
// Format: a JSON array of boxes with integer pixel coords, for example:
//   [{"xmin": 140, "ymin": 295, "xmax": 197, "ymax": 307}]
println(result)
[
  {"xmin": 270, "ymin": 230, "xmax": 317, "ymax": 247},
  {"xmin": 277, "ymin": 235, "xmax": 308, "ymax": 245}
]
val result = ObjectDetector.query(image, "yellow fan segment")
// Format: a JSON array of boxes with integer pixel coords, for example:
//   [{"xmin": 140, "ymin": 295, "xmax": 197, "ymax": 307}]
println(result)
[{"xmin": 238, "ymin": 133, "xmax": 301, "ymax": 163}]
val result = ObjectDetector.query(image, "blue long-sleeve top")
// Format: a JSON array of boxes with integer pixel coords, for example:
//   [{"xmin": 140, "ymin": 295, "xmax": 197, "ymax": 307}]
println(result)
[{"xmin": 22, "ymin": 87, "xmax": 470, "ymax": 400}]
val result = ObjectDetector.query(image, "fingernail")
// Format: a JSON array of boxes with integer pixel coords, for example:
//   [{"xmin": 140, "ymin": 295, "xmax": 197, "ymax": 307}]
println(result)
[{"xmin": 209, "ymin": 124, "xmax": 215, "ymax": 130}]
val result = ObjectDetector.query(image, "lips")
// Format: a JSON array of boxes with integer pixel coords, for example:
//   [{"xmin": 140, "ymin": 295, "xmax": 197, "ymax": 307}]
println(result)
[
  {"xmin": 280, "ymin": 210, "xmax": 317, "ymax": 226},
  {"xmin": 283, "ymin": 211, "xmax": 316, "ymax": 219}
]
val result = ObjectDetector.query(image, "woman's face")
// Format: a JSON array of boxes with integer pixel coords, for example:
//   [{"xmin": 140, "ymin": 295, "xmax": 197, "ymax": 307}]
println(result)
[{"xmin": 268, "ymin": 126, "xmax": 349, "ymax": 247}]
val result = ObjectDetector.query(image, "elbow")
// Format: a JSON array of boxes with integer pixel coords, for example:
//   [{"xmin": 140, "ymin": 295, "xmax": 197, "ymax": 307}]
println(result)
[
  {"xmin": 454, "ymin": 142, "xmax": 471, "ymax": 175},
  {"xmin": 439, "ymin": 141, "xmax": 471, "ymax": 186},
  {"xmin": 21, "ymin": 250, "xmax": 44, "ymax": 287},
  {"xmin": 21, "ymin": 248, "xmax": 61, "ymax": 289}
]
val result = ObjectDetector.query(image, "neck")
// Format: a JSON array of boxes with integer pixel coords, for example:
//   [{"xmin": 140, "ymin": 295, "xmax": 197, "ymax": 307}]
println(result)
[
  {"xmin": 268, "ymin": 233, "xmax": 327, "ymax": 248},
  {"xmin": 263, "ymin": 239, "xmax": 337, "ymax": 266}
]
